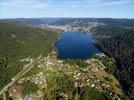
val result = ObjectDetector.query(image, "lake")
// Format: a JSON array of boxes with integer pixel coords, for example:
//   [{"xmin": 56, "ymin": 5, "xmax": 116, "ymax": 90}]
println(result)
[{"xmin": 55, "ymin": 31, "xmax": 100, "ymax": 59}]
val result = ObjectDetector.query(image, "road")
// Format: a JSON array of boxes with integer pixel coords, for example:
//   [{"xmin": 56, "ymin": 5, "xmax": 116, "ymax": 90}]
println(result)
[{"xmin": 0, "ymin": 55, "xmax": 43, "ymax": 95}]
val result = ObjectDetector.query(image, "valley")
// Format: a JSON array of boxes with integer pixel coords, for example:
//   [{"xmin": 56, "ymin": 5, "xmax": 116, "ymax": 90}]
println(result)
[
  {"xmin": 0, "ymin": 18, "xmax": 134, "ymax": 100},
  {"xmin": 1, "ymin": 0, "xmax": 134, "ymax": 99}
]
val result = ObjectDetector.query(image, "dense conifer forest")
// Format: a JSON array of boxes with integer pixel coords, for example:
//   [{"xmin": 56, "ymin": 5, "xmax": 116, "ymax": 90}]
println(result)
[{"xmin": 96, "ymin": 31, "xmax": 134, "ymax": 99}]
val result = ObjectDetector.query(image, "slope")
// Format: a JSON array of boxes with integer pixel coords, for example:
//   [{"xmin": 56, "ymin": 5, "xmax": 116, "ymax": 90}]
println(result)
[{"xmin": 0, "ymin": 21, "xmax": 60, "ymax": 89}]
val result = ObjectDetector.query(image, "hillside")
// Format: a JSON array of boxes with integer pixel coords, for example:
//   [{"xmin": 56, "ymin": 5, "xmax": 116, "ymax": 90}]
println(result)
[
  {"xmin": 96, "ymin": 31, "xmax": 134, "ymax": 99},
  {"xmin": 0, "ymin": 22, "xmax": 60, "ymax": 89},
  {"xmin": 0, "ymin": 22, "xmax": 60, "ymax": 58},
  {"xmin": 90, "ymin": 25, "xmax": 134, "ymax": 36},
  {"xmin": 0, "ymin": 51, "xmax": 124, "ymax": 100}
]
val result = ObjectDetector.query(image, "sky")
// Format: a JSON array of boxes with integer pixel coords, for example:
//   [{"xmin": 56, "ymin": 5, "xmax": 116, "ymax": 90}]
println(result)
[{"xmin": 0, "ymin": 0, "xmax": 134, "ymax": 19}]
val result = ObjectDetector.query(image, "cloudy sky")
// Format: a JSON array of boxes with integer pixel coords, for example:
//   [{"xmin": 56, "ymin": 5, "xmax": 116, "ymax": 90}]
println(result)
[{"xmin": 0, "ymin": 0, "xmax": 134, "ymax": 18}]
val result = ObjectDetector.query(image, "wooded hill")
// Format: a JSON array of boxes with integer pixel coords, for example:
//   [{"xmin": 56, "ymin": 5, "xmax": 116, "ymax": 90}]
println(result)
[
  {"xmin": 96, "ymin": 30, "xmax": 134, "ymax": 99},
  {"xmin": 0, "ymin": 22, "xmax": 60, "ymax": 89}
]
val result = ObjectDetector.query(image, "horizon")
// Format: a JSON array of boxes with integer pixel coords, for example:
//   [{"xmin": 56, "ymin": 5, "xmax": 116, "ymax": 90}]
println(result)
[
  {"xmin": 1, "ymin": 17, "xmax": 134, "ymax": 20},
  {"xmin": 0, "ymin": 0, "xmax": 134, "ymax": 19}
]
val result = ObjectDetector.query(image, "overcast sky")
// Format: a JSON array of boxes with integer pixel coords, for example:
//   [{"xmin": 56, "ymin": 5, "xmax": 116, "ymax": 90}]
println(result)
[{"xmin": 0, "ymin": 0, "xmax": 134, "ymax": 18}]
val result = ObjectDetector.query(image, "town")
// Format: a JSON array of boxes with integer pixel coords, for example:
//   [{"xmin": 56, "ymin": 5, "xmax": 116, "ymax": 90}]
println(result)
[{"xmin": 7, "ymin": 51, "xmax": 122, "ymax": 100}]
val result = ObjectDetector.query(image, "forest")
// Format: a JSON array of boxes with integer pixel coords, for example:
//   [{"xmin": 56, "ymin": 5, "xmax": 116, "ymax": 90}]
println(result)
[
  {"xmin": 96, "ymin": 30, "xmax": 134, "ymax": 99},
  {"xmin": 91, "ymin": 24, "xmax": 133, "ymax": 36},
  {"xmin": 0, "ymin": 22, "xmax": 60, "ymax": 89}
]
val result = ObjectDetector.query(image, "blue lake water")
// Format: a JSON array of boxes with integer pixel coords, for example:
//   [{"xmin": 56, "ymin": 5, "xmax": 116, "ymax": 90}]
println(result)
[{"xmin": 55, "ymin": 31, "xmax": 100, "ymax": 59}]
